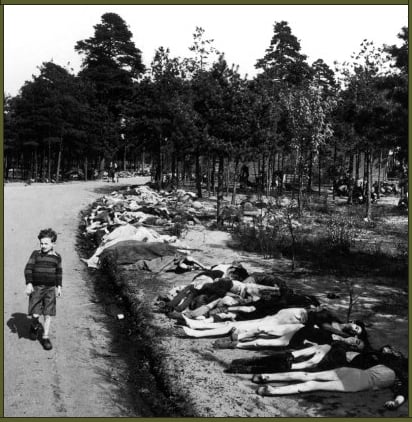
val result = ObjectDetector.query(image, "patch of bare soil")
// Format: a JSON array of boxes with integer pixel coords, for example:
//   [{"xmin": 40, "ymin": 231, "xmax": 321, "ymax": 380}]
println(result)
[{"xmin": 100, "ymin": 196, "xmax": 408, "ymax": 417}]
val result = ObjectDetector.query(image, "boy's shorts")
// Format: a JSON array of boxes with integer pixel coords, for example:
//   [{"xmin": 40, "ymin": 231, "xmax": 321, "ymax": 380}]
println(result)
[{"xmin": 28, "ymin": 285, "xmax": 56, "ymax": 316}]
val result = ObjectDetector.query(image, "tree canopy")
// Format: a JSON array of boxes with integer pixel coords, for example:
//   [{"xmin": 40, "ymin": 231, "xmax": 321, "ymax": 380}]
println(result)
[{"xmin": 5, "ymin": 14, "xmax": 408, "ymax": 216}]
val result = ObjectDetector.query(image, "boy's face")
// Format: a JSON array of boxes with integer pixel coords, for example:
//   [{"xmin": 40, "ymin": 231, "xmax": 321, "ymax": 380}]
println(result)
[{"xmin": 39, "ymin": 237, "xmax": 54, "ymax": 253}]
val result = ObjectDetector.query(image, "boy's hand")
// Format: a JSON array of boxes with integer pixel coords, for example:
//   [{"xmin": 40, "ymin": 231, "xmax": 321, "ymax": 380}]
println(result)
[
  {"xmin": 25, "ymin": 283, "xmax": 34, "ymax": 296},
  {"xmin": 57, "ymin": 286, "xmax": 62, "ymax": 297}
]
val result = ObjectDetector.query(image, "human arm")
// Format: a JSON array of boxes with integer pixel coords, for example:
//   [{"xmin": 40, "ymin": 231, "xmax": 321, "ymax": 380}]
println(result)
[
  {"xmin": 291, "ymin": 344, "xmax": 332, "ymax": 370},
  {"xmin": 184, "ymin": 256, "xmax": 207, "ymax": 270},
  {"xmin": 25, "ymin": 283, "xmax": 34, "ymax": 295},
  {"xmin": 24, "ymin": 251, "xmax": 37, "ymax": 285},
  {"xmin": 24, "ymin": 251, "xmax": 37, "ymax": 295},
  {"xmin": 289, "ymin": 326, "xmax": 333, "ymax": 349},
  {"xmin": 227, "ymin": 305, "xmax": 256, "ymax": 313},
  {"xmin": 57, "ymin": 286, "xmax": 62, "ymax": 297},
  {"xmin": 385, "ymin": 374, "xmax": 408, "ymax": 410},
  {"xmin": 384, "ymin": 395, "xmax": 405, "ymax": 410}
]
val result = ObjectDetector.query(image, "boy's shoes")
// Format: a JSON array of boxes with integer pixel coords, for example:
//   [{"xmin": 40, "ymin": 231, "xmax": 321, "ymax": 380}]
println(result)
[
  {"xmin": 29, "ymin": 322, "xmax": 42, "ymax": 341},
  {"xmin": 41, "ymin": 337, "xmax": 53, "ymax": 351}
]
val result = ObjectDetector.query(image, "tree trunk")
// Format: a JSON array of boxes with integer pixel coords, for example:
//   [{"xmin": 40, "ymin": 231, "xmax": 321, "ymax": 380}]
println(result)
[
  {"xmin": 181, "ymin": 154, "xmax": 186, "ymax": 184},
  {"xmin": 226, "ymin": 159, "xmax": 230, "ymax": 197},
  {"xmin": 292, "ymin": 151, "xmax": 298, "ymax": 201},
  {"xmin": 100, "ymin": 157, "xmax": 105, "ymax": 175},
  {"xmin": 231, "ymin": 158, "xmax": 240, "ymax": 205},
  {"xmin": 279, "ymin": 153, "xmax": 285, "ymax": 195},
  {"xmin": 332, "ymin": 141, "xmax": 337, "ymax": 200},
  {"xmin": 175, "ymin": 158, "xmax": 180, "ymax": 189},
  {"xmin": 195, "ymin": 150, "xmax": 202, "ymax": 198},
  {"xmin": 206, "ymin": 154, "xmax": 211, "ymax": 197},
  {"xmin": 355, "ymin": 150, "xmax": 360, "ymax": 180},
  {"xmin": 252, "ymin": 160, "xmax": 258, "ymax": 186},
  {"xmin": 171, "ymin": 151, "xmax": 176, "ymax": 187},
  {"xmin": 41, "ymin": 148, "xmax": 45, "ymax": 180},
  {"xmin": 34, "ymin": 149, "xmax": 38, "ymax": 181},
  {"xmin": 216, "ymin": 155, "xmax": 225, "ymax": 226},
  {"xmin": 210, "ymin": 155, "xmax": 216, "ymax": 195},
  {"xmin": 84, "ymin": 156, "xmax": 88, "ymax": 182},
  {"xmin": 266, "ymin": 154, "xmax": 271, "ymax": 198},
  {"xmin": 158, "ymin": 146, "xmax": 163, "ymax": 190},
  {"xmin": 55, "ymin": 139, "xmax": 62, "ymax": 183},
  {"xmin": 48, "ymin": 139, "xmax": 52, "ymax": 181},
  {"xmin": 307, "ymin": 150, "xmax": 313, "ymax": 193},
  {"xmin": 154, "ymin": 141, "xmax": 162, "ymax": 189},
  {"xmin": 363, "ymin": 152, "xmax": 367, "ymax": 196},
  {"xmin": 123, "ymin": 143, "xmax": 127, "ymax": 171},
  {"xmin": 348, "ymin": 153, "xmax": 354, "ymax": 178},
  {"xmin": 346, "ymin": 281, "xmax": 355, "ymax": 322},
  {"xmin": 365, "ymin": 149, "xmax": 372, "ymax": 220},
  {"xmin": 141, "ymin": 149, "xmax": 145, "ymax": 174},
  {"xmin": 260, "ymin": 156, "xmax": 265, "ymax": 193},
  {"xmin": 377, "ymin": 149, "xmax": 382, "ymax": 199},
  {"xmin": 297, "ymin": 155, "xmax": 304, "ymax": 216},
  {"xmin": 318, "ymin": 149, "xmax": 322, "ymax": 196}
]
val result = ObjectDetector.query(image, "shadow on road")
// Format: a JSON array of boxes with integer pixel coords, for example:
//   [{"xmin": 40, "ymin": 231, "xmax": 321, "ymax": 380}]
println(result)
[{"xmin": 7, "ymin": 313, "xmax": 33, "ymax": 340}]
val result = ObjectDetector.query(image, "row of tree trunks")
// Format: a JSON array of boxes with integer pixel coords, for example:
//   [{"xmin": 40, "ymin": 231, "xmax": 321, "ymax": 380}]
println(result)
[{"xmin": 216, "ymin": 155, "xmax": 225, "ymax": 226}]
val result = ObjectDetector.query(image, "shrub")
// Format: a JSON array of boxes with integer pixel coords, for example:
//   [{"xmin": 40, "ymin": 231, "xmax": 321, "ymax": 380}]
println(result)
[
  {"xmin": 169, "ymin": 215, "xmax": 188, "ymax": 238},
  {"xmin": 233, "ymin": 222, "xmax": 282, "ymax": 258},
  {"xmin": 325, "ymin": 215, "xmax": 358, "ymax": 253}
]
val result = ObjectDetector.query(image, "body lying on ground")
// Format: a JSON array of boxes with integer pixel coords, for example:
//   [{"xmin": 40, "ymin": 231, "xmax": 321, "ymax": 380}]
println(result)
[
  {"xmin": 183, "ymin": 308, "xmax": 364, "ymax": 340},
  {"xmin": 81, "ymin": 224, "xmax": 179, "ymax": 268},
  {"xmin": 162, "ymin": 262, "xmax": 253, "ymax": 315},
  {"xmin": 166, "ymin": 278, "xmax": 282, "ymax": 318},
  {"xmin": 252, "ymin": 345, "xmax": 408, "ymax": 410},
  {"xmin": 226, "ymin": 342, "xmax": 364, "ymax": 373},
  {"xmin": 213, "ymin": 324, "xmax": 367, "ymax": 351},
  {"xmin": 163, "ymin": 269, "xmax": 319, "ymax": 322},
  {"xmin": 95, "ymin": 240, "xmax": 200, "ymax": 274}
]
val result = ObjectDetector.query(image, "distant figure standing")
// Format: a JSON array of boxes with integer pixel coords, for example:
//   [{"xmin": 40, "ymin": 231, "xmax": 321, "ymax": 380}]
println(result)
[
  {"xmin": 114, "ymin": 162, "xmax": 119, "ymax": 183},
  {"xmin": 240, "ymin": 164, "xmax": 249, "ymax": 188},
  {"xmin": 108, "ymin": 162, "xmax": 115, "ymax": 183},
  {"xmin": 24, "ymin": 228, "xmax": 62, "ymax": 351}
]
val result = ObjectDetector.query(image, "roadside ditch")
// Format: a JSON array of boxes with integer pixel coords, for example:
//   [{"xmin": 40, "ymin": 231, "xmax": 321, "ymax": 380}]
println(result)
[{"xmin": 76, "ymin": 205, "xmax": 195, "ymax": 417}]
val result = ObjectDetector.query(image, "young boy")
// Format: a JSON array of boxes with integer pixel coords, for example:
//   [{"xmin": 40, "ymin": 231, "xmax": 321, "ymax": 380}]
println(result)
[{"xmin": 24, "ymin": 228, "xmax": 62, "ymax": 351}]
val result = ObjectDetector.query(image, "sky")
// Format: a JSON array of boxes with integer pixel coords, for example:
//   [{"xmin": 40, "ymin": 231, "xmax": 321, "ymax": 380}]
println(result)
[{"xmin": 4, "ymin": 4, "xmax": 408, "ymax": 96}]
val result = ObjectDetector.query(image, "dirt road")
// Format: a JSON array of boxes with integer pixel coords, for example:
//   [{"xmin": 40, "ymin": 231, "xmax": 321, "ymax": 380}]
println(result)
[{"xmin": 4, "ymin": 178, "xmax": 150, "ymax": 417}]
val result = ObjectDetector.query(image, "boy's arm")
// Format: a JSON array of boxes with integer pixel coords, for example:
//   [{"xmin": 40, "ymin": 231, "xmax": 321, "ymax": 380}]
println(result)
[{"xmin": 24, "ymin": 251, "xmax": 37, "ymax": 284}]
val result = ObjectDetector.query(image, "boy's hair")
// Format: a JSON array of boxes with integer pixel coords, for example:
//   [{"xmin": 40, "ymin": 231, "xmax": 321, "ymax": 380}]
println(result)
[{"xmin": 38, "ymin": 228, "xmax": 57, "ymax": 242}]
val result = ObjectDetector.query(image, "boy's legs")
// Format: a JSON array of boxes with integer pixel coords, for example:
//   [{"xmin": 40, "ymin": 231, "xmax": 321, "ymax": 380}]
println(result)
[
  {"xmin": 43, "ymin": 315, "xmax": 52, "ymax": 338},
  {"xmin": 40, "ymin": 286, "xmax": 57, "ymax": 350},
  {"xmin": 29, "ymin": 313, "xmax": 42, "ymax": 340},
  {"xmin": 28, "ymin": 287, "xmax": 44, "ymax": 340}
]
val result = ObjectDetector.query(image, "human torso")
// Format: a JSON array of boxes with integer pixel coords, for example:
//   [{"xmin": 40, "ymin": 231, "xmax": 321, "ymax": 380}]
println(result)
[{"xmin": 30, "ymin": 250, "xmax": 61, "ymax": 286}]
